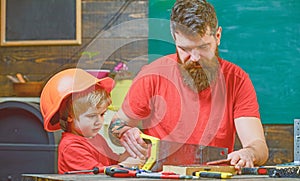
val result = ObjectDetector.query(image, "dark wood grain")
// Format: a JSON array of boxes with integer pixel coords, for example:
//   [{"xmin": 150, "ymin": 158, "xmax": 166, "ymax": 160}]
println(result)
[
  {"xmin": 234, "ymin": 124, "xmax": 294, "ymax": 165},
  {"xmin": 0, "ymin": 0, "xmax": 148, "ymax": 96}
]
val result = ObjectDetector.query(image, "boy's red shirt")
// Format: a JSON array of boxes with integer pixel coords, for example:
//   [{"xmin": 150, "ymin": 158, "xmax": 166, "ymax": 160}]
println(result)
[{"xmin": 58, "ymin": 132, "xmax": 118, "ymax": 174}]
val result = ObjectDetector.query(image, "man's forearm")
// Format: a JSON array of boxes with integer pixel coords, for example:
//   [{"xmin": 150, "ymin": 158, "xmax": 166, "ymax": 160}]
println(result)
[
  {"xmin": 244, "ymin": 139, "xmax": 269, "ymax": 166},
  {"xmin": 108, "ymin": 118, "xmax": 132, "ymax": 145},
  {"xmin": 109, "ymin": 118, "xmax": 131, "ymax": 138}
]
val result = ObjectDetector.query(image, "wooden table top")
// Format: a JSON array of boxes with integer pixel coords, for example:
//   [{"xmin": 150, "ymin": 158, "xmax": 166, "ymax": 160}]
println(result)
[{"xmin": 22, "ymin": 173, "xmax": 299, "ymax": 181}]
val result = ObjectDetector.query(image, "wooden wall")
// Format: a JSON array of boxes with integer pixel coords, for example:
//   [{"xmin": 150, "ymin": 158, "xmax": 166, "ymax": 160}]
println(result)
[
  {"xmin": 235, "ymin": 124, "xmax": 294, "ymax": 165},
  {"xmin": 0, "ymin": 0, "xmax": 148, "ymax": 97},
  {"xmin": 0, "ymin": 0, "xmax": 294, "ymax": 166}
]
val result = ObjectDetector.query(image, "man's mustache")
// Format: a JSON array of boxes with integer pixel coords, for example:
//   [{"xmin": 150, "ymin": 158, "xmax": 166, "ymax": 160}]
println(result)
[{"xmin": 184, "ymin": 61, "xmax": 205, "ymax": 69}]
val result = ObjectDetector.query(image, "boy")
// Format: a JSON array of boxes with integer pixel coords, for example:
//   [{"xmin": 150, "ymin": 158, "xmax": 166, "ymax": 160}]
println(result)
[{"xmin": 40, "ymin": 68, "xmax": 130, "ymax": 174}]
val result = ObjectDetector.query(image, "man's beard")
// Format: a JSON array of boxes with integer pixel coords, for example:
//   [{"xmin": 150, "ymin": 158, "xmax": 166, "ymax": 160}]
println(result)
[{"xmin": 179, "ymin": 55, "xmax": 220, "ymax": 92}]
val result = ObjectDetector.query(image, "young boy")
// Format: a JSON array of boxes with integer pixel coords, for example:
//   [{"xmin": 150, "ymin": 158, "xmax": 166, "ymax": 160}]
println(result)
[{"xmin": 40, "ymin": 68, "xmax": 130, "ymax": 174}]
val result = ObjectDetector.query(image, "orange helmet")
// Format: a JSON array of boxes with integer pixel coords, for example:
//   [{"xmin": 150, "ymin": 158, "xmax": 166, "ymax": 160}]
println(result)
[{"xmin": 40, "ymin": 68, "xmax": 115, "ymax": 132}]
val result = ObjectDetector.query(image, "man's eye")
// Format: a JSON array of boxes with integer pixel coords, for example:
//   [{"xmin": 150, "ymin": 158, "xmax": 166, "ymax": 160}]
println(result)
[
  {"xmin": 178, "ymin": 46, "xmax": 187, "ymax": 51},
  {"xmin": 199, "ymin": 44, "xmax": 209, "ymax": 50}
]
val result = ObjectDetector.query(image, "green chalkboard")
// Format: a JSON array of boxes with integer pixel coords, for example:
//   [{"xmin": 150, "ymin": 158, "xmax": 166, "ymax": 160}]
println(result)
[{"xmin": 149, "ymin": 0, "xmax": 300, "ymax": 124}]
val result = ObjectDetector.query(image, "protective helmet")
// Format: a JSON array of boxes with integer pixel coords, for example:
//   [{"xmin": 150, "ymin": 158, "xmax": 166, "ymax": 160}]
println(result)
[{"xmin": 40, "ymin": 68, "xmax": 115, "ymax": 132}]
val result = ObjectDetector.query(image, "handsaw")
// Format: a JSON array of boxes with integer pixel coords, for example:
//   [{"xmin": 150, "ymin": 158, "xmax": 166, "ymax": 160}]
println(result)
[{"xmin": 140, "ymin": 133, "xmax": 228, "ymax": 171}]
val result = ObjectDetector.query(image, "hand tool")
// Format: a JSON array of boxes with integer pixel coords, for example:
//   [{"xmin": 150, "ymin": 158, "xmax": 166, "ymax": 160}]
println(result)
[
  {"xmin": 269, "ymin": 166, "xmax": 300, "ymax": 178},
  {"xmin": 241, "ymin": 167, "xmax": 269, "ymax": 175},
  {"xmin": 137, "ymin": 172, "xmax": 193, "ymax": 179},
  {"xmin": 16, "ymin": 73, "xmax": 26, "ymax": 83},
  {"xmin": 104, "ymin": 166, "xmax": 137, "ymax": 177},
  {"xmin": 64, "ymin": 167, "xmax": 104, "ymax": 174},
  {"xmin": 140, "ymin": 133, "xmax": 228, "ymax": 171},
  {"xmin": 64, "ymin": 165, "xmax": 145, "ymax": 175},
  {"xmin": 193, "ymin": 171, "xmax": 233, "ymax": 179},
  {"xmin": 6, "ymin": 75, "xmax": 20, "ymax": 83},
  {"xmin": 104, "ymin": 166, "xmax": 193, "ymax": 179}
]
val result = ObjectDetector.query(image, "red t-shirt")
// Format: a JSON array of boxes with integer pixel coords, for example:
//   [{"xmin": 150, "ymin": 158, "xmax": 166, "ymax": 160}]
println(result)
[
  {"xmin": 58, "ymin": 132, "xmax": 119, "ymax": 174},
  {"xmin": 122, "ymin": 54, "xmax": 260, "ymax": 153}
]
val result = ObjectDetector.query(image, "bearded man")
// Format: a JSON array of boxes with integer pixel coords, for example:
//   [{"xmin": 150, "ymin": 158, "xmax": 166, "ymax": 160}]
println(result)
[{"xmin": 109, "ymin": 0, "xmax": 268, "ymax": 173}]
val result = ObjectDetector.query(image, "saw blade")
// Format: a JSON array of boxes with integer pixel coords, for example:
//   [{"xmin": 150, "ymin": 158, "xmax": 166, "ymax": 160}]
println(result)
[{"xmin": 151, "ymin": 140, "xmax": 228, "ymax": 171}]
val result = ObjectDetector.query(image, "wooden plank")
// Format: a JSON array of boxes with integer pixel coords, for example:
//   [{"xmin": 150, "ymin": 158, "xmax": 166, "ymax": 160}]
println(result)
[{"xmin": 162, "ymin": 165, "xmax": 237, "ymax": 175}]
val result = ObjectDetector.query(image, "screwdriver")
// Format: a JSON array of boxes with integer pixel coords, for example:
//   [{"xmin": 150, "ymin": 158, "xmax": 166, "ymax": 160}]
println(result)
[
  {"xmin": 105, "ymin": 167, "xmax": 193, "ymax": 179},
  {"xmin": 193, "ymin": 171, "xmax": 233, "ymax": 179},
  {"xmin": 104, "ymin": 167, "xmax": 137, "ymax": 177},
  {"xmin": 64, "ymin": 166, "xmax": 105, "ymax": 174},
  {"xmin": 136, "ymin": 172, "xmax": 193, "ymax": 179},
  {"xmin": 241, "ymin": 166, "xmax": 271, "ymax": 175},
  {"xmin": 65, "ymin": 165, "xmax": 141, "ymax": 175}
]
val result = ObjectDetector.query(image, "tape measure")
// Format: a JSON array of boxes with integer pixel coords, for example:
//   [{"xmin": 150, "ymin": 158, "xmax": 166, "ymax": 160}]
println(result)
[
  {"xmin": 269, "ymin": 167, "xmax": 300, "ymax": 178},
  {"xmin": 294, "ymin": 119, "xmax": 300, "ymax": 165}
]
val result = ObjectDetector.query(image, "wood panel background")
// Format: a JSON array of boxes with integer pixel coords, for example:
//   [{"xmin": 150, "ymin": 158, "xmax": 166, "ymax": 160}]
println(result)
[
  {"xmin": 235, "ymin": 124, "xmax": 294, "ymax": 165},
  {"xmin": 0, "ymin": 0, "xmax": 295, "ymax": 166},
  {"xmin": 0, "ymin": 0, "xmax": 148, "ymax": 96}
]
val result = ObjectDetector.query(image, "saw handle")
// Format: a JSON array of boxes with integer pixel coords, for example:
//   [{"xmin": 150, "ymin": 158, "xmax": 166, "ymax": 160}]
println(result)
[{"xmin": 140, "ymin": 133, "xmax": 160, "ymax": 171}]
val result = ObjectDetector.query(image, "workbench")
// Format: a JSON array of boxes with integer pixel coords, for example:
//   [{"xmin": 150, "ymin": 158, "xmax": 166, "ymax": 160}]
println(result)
[{"xmin": 22, "ymin": 174, "xmax": 298, "ymax": 181}]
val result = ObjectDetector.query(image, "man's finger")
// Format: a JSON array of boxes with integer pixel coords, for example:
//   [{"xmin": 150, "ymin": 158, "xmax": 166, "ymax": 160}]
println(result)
[
  {"xmin": 207, "ymin": 159, "xmax": 231, "ymax": 165},
  {"xmin": 130, "ymin": 139, "xmax": 147, "ymax": 159},
  {"xmin": 245, "ymin": 159, "xmax": 254, "ymax": 168},
  {"xmin": 125, "ymin": 133, "xmax": 147, "ymax": 159},
  {"xmin": 121, "ymin": 139, "xmax": 137, "ymax": 158}
]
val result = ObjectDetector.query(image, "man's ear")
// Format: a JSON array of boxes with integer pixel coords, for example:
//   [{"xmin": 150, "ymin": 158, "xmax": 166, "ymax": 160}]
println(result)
[{"xmin": 216, "ymin": 26, "xmax": 222, "ymax": 46}]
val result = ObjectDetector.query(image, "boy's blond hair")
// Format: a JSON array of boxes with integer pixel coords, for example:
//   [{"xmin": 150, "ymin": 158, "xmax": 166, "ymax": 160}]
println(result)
[{"xmin": 59, "ymin": 88, "xmax": 111, "ymax": 132}]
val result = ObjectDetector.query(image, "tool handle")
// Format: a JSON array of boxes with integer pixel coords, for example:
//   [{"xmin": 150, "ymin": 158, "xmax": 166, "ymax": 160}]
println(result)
[
  {"xmin": 104, "ymin": 167, "xmax": 137, "ymax": 177},
  {"xmin": 193, "ymin": 171, "xmax": 233, "ymax": 179},
  {"xmin": 241, "ymin": 167, "xmax": 269, "ymax": 175},
  {"xmin": 16, "ymin": 73, "xmax": 26, "ymax": 83}
]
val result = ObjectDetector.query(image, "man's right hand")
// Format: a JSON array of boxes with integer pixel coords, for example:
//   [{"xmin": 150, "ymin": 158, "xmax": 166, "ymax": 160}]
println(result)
[{"xmin": 120, "ymin": 127, "xmax": 148, "ymax": 159}]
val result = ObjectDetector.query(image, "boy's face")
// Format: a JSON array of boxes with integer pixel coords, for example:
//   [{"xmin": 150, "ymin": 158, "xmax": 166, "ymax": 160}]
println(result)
[{"xmin": 72, "ymin": 105, "xmax": 107, "ymax": 138}]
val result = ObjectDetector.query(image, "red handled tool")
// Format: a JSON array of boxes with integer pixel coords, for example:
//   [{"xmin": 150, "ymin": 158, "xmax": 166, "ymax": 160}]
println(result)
[
  {"xmin": 241, "ymin": 167, "xmax": 269, "ymax": 175},
  {"xmin": 104, "ymin": 167, "xmax": 137, "ymax": 177},
  {"xmin": 193, "ymin": 171, "xmax": 233, "ymax": 179},
  {"xmin": 65, "ymin": 165, "xmax": 193, "ymax": 179},
  {"xmin": 104, "ymin": 167, "xmax": 193, "ymax": 179}
]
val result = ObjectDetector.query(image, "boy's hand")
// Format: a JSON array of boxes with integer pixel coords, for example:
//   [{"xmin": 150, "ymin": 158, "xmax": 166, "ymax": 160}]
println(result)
[{"xmin": 120, "ymin": 127, "xmax": 148, "ymax": 159}]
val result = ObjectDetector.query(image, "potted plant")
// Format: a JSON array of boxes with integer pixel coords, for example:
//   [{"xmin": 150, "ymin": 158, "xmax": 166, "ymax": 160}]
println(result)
[{"xmin": 109, "ymin": 61, "xmax": 134, "ymax": 111}]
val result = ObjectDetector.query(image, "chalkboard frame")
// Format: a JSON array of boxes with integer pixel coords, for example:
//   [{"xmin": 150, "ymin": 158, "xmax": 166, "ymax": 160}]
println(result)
[{"xmin": 0, "ymin": 0, "xmax": 81, "ymax": 46}]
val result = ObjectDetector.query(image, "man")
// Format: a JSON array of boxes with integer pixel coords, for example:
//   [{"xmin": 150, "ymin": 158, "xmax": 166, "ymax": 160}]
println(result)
[{"xmin": 109, "ymin": 0, "xmax": 268, "ymax": 171}]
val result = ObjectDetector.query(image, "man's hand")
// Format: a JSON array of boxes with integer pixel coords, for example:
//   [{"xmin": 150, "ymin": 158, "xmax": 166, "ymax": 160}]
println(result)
[
  {"xmin": 120, "ymin": 127, "xmax": 148, "ymax": 159},
  {"xmin": 108, "ymin": 110, "xmax": 149, "ymax": 160},
  {"xmin": 207, "ymin": 148, "xmax": 255, "ymax": 174},
  {"xmin": 227, "ymin": 148, "xmax": 255, "ymax": 173}
]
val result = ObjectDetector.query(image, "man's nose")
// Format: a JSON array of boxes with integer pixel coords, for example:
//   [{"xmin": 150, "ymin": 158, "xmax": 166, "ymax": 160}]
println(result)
[{"xmin": 190, "ymin": 49, "xmax": 201, "ymax": 62}]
